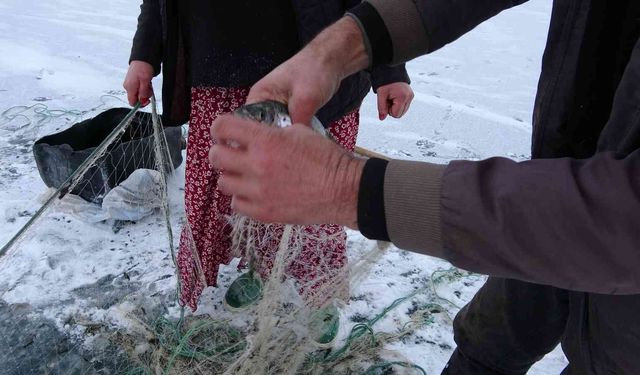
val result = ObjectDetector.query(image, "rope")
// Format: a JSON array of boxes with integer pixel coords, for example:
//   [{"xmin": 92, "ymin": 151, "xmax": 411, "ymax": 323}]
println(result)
[
  {"xmin": 135, "ymin": 286, "xmax": 432, "ymax": 375},
  {"xmin": 322, "ymin": 286, "xmax": 429, "ymax": 364},
  {"xmin": 294, "ymin": 287, "xmax": 432, "ymax": 374},
  {"xmin": 362, "ymin": 361, "xmax": 428, "ymax": 375},
  {"xmin": 0, "ymin": 94, "xmax": 127, "ymax": 130}
]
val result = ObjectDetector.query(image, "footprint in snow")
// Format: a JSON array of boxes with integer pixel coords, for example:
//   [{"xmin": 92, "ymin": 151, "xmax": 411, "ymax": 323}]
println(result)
[{"xmin": 36, "ymin": 69, "xmax": 55, "ymax": 80}]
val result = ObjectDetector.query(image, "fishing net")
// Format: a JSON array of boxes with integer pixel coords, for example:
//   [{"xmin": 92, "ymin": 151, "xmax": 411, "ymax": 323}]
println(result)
[
  {"xmin": 32, "ymin": 108, "xmax": 183, "ymax": 205},
  {"xmin": 0, "ymin": 97, "xmax": 474, "ymax": 375},
  {"xmin": 0, "ymin": 98, "xmax": 188, "ymax": 374}
]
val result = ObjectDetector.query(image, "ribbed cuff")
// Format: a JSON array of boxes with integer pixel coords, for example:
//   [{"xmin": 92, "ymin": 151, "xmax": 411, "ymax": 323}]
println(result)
[
  {"xmin": 346, "ymin": 3, "xmax": 393, "ymax": 66},
  {"xmin": 367, "ymin": 0, "xmax": 430, "ymax": 64},
  {"xmin": 357, "ymin": 158, "xmax": 390, "ymax": 241},
  {"xmin": 384, "ymin": 160, "xmax": 445, "ymax": 256}
]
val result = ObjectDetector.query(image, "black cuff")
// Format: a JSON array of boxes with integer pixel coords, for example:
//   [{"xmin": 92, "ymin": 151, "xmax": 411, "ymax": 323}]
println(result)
[
  {"xmin": 129, "ymin": 53, "xmax": 162, "ymax": 77},
  {"xmin": 347, "ymin": 2, "xmax": 393, "ymax": 65},
  {"xmin": 358, "ymin": 157, "xmax": 390, "ymax": 241},
  {"xmin": 370, "ymin": 64, "xmax": 411, "ymax": 92}
]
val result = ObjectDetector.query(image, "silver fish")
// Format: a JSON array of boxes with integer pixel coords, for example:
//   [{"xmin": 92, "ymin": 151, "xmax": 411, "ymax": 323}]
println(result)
[{"xmin": 234, "ymin": 100, "xmax": 329, "ymax": 137}]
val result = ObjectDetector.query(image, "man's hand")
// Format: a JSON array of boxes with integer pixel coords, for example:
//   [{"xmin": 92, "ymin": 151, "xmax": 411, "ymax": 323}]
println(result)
[
  {"xmin": 213, "ymin": 16, "xmax": 372, "ymax": 227},
  {"xmin": 377, "ymin": 82, "xmax": 414, "ymax": 120},
  {"xmin": 247, "ymin": 17, "xmax": 369, "ymax": 125},
  {"xmin": 123, "ymin": 60, "xmax": 154, "ymax": 107},
  {"xmin": 246, "ymin": 48, "xmax": 340, "ymax": 126},
  {"xmin": 208, "ymin": 114, "xmax": 365, "ymax": 228}
]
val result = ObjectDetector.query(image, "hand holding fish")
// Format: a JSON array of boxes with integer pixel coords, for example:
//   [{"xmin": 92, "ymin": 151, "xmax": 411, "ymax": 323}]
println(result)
[
  {"xmin": 246, "ymin": 17, "xmax": 369, "ymax": 125},
  {"xmin": 210, "ymin": 16, "xmax": 371, "ymax": 228},
  {"xmin": 208, "ymin": 114, "xmax": 364, "ymax": 229}
]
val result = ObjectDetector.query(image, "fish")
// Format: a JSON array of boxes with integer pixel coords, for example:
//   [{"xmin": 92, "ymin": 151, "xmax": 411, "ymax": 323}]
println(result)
[{"xmin": 234, "ymin": 100, "xmax": 329, "ymax": 138}]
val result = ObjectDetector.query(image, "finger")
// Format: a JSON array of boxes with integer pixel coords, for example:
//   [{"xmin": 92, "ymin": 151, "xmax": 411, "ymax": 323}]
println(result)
[
  {"xmin": 377, "ymin": 91, "xmax": 389, "ymax": 121},
  {"xmin": 246, "ymin": 86, "xmax": 281, "ymax": 106},
  {"xmin": 208, "ymin": 144, "xmax": 249, "ymax": 174},
  {"xmin": 246, "ymin": 89, "xmax": 269, "ymax": 105},
  {"xmin": 124, "ymin": 80, "xmax": 138, "ymax": 107},
  {"xmin": 211, "ymin": 114, "xmax": 263, "ymax": 147},
  {"xmin": 290, "ymin": 122, "xmax": 319, "ymax": 134},
  {"xmin": 138, "ymin": 80, "xmax": 153, "ymax": 106},
  {"xmin": 230, "ymin": 196, "xmax": 266, "ymax": 222},
  {"xmin": 397, "ymin": 104, "xmax": 407, "ymax": 118},
  {"xmin": 288, "ymin": 94, "xmax": 317, "ymax": 125},
  {"xmin": 390, "ymin": 99, "xmax": 404, "ymax": 118},
  {"xmin": 400, "ymin": 102, "xmax": 410, "ymax": 117},
  {"xmin": 230, "ymin": 195, "xmax": 249, "ymax": 217},
  {"xmin": 218, "ymin": 173, "xmax": 256, "ymax": 198},
  {"xmin": 403, "ymin": 93, "xmax": 414, "ymax": 117}
]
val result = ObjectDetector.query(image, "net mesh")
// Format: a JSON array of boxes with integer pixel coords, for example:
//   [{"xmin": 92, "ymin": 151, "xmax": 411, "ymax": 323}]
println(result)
[{"xmin": 0, "ymin": 98, "xmax": 472, "ymax": 375}]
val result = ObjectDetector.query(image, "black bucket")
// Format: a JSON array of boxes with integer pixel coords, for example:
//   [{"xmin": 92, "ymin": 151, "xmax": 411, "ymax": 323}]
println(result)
[{"xmin": 33, "ymin": 108, "xmax": 184, "ymax": 203}]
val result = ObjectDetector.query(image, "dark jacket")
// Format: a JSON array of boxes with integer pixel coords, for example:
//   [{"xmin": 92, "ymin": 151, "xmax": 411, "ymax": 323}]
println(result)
[
  {"xmin": 351, "ymin": 0, "xmax": 640, "ymax": 373},
  {"xmin": 129, "ymin": 0, "xmax": 410, "ymax": 127}
]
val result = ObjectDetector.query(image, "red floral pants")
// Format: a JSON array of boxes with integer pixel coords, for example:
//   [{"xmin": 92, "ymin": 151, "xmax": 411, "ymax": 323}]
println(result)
[{"xmin": 177, "ymin": 87, "xmax": 360, "ymax": 310}]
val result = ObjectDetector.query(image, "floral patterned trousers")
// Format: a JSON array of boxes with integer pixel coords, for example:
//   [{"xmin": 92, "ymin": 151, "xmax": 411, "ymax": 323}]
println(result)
[{"xmin": 177, "ymin": 87, "xmax": 359, "ymax": 310}]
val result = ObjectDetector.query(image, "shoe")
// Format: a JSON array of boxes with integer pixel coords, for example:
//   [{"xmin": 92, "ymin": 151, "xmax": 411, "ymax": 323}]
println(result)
[
  {"xmin": 309, "ymin": 304, "xmax": 340, "ymax": 347},
  {"xmin": 224, "ymin": 271, "xmax": 263, "ymax": 311}
]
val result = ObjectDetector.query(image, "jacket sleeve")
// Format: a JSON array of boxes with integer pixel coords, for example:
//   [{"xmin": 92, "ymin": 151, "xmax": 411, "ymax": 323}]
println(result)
[
  {"xmin": 369, "ymin": 64, "xmax": 410, "ymax": 92},
  {"xmin": 348, "ymin": 0, "xmax": 528, "ymax": 65},
  {"xmin": 129, "ymin": 0, "xmax": 163, "ymax": 75},
  {"xmin": 378, "ymin": 151, "xmax": 640, "ymax": 295},
  {"xmin": 342, "ymin": 2, "xmax": 411, "ymax": 91},
  {"xmin": 344, "ymin": 0, "xmax": 363, "ymax": 10}
]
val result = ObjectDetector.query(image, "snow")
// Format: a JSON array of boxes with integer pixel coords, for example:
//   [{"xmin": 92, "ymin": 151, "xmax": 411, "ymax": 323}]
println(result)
[{"xmin": 0, "ymin": 0, "xmax": 568, "ymax": 373}]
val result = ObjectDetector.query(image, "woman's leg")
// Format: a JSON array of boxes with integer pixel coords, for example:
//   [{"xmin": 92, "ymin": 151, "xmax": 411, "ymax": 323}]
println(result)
[{"xmin": 177, "ymin": 87, "xmax": 250, "ymax": 310}]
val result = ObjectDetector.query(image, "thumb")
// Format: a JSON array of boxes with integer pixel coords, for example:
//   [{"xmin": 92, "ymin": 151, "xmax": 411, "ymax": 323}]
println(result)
[
  {"xmin": 246, "ymin": 86, "xmax": 274, "ymax": 106},
  {"xmin": 288, "ymin": 94, "xmax": 318, "ymax": 126},
  {"xmin": 246, "ymin": 78, "xmax": 290, "ymax": 106}
]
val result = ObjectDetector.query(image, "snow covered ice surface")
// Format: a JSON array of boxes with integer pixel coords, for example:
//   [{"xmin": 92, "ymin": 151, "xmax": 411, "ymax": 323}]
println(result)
[{"xmin": 0, "ymin": 0, "xmax": 567, "ymax": 374}]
